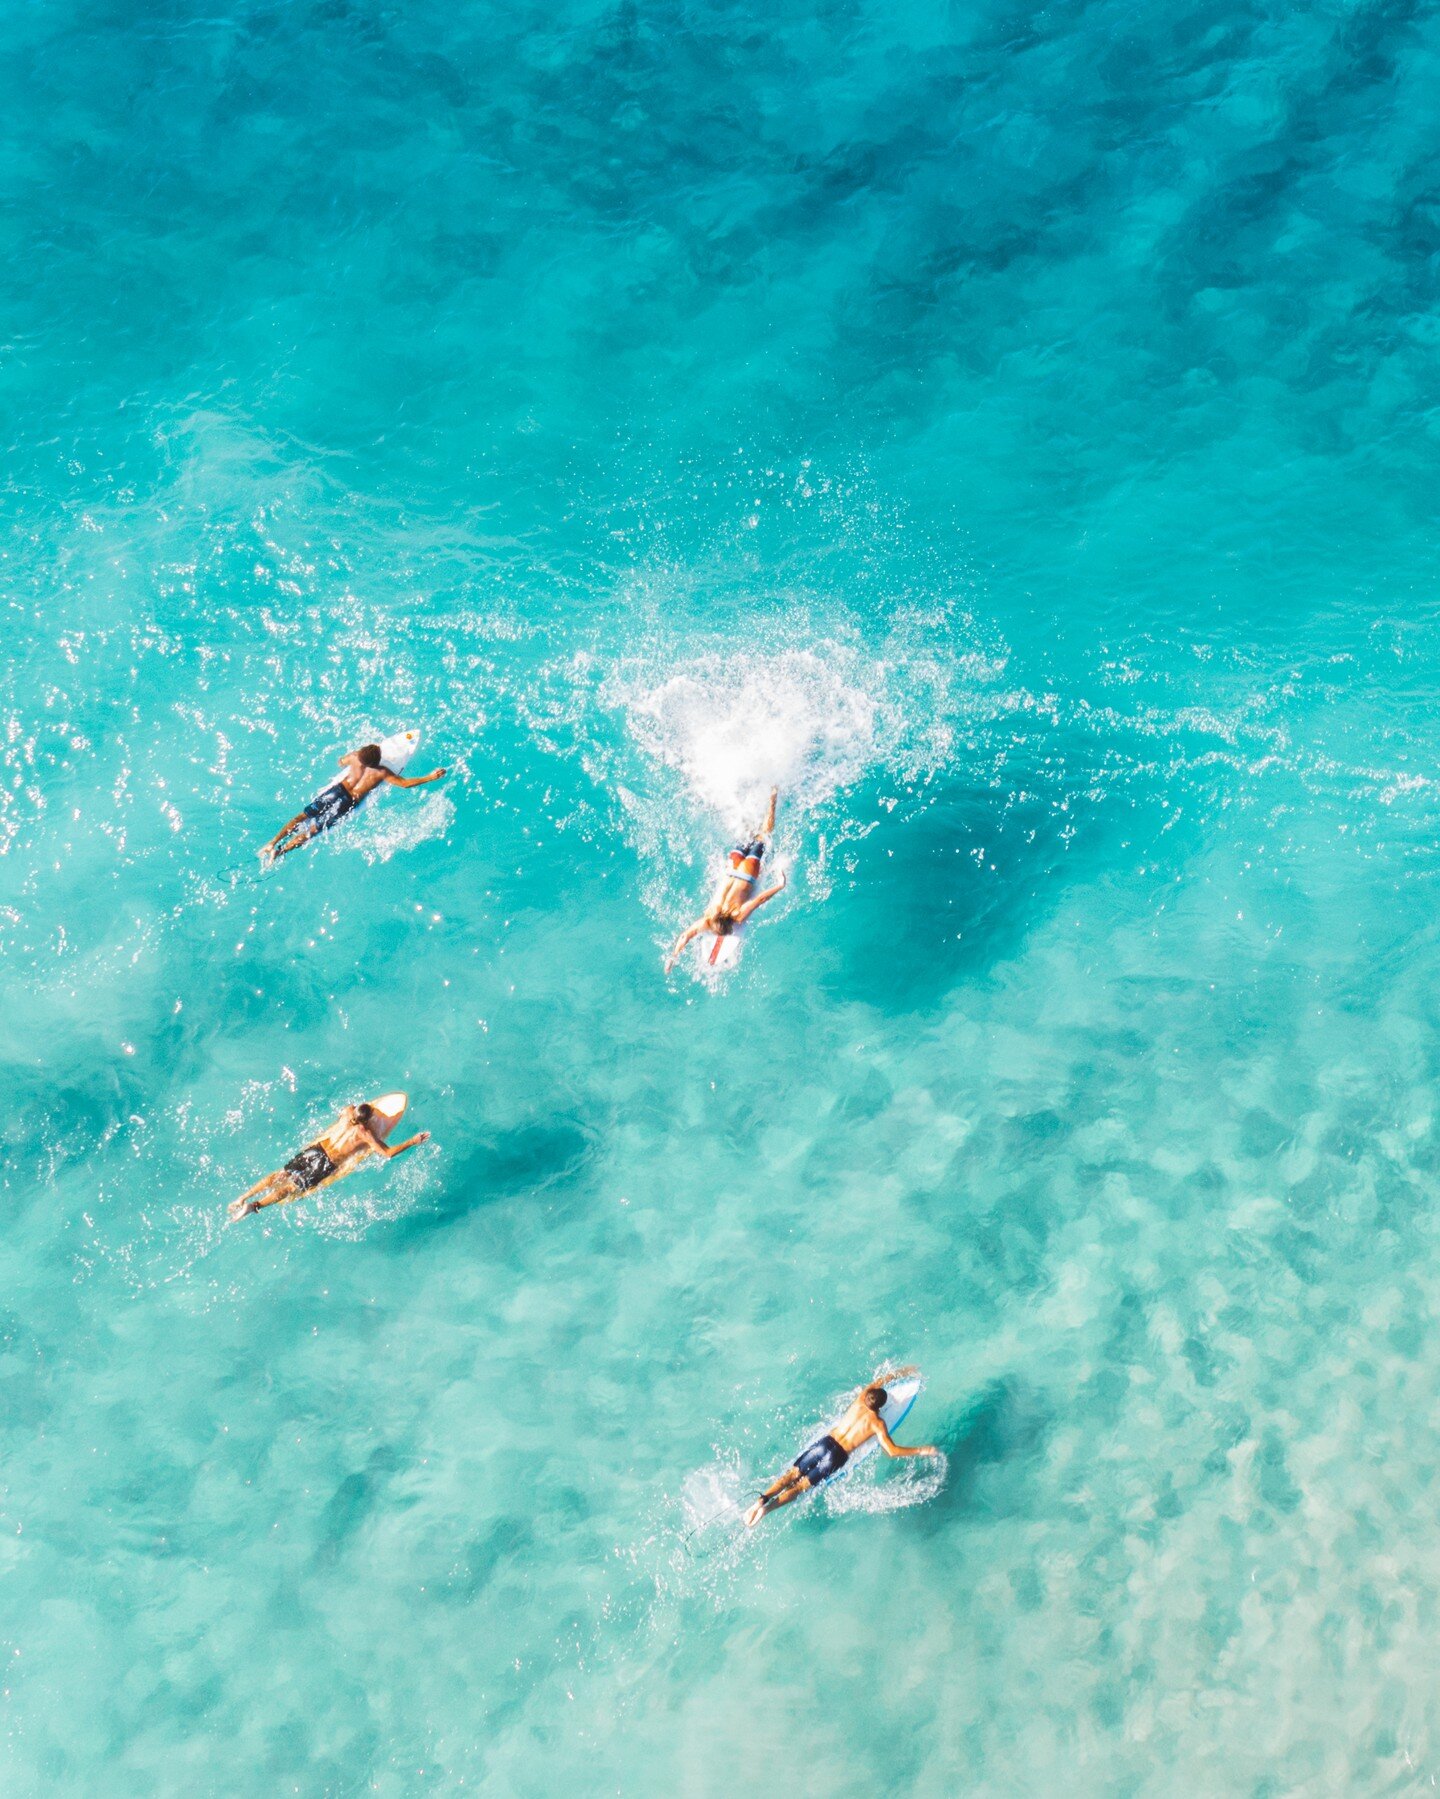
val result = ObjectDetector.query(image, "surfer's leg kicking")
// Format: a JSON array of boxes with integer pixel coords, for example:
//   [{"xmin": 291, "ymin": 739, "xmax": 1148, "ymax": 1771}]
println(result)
[
  {"xmin": 745, "ymin": 1466, "xmax": 806, "ymax": 1526},
  {"xmin": 261, "ymin": 811, "xmax": 311, "ymax": 863},
  {"xmin": 759, "ymin": 785, "xmax": 777, "ymax": 838},
  {"xmin": 745, "ymin": 1436, "xmax": 847, "ymax": 1526},
  {"xmin": 228, "ymin": 1143, "xmax": 345, "ymax": 1221},
  {"xmin": 261, "ymin": 784, "xmax": 359, "ymax": 864},
  {"xmin": 707, "ymin": 789, "xmax": 777, "ymax": 908},
  {"xmin": 227, "ymin": 1168, "xmax": 299, "ymax": 1222},
  {"xmin": 721, "ymin": 787, "xmax": 779, "ymax": 913}
]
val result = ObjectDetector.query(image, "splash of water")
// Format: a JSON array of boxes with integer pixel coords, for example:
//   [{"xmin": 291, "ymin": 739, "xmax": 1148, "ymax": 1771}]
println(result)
[
  {"xmin": 347, "ymin": 788, "xmax": 455, "ymax": 864},
  {"xmin": 823, "ymin": 1449, "xmax": 949, "ymax": 1516},
  {"xmin": 622, "ymin": 650, "xmax": 886, "ymax": 830}
]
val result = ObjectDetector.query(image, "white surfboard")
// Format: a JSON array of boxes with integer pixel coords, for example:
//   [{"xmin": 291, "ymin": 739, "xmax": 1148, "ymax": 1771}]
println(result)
[
  {"xmin": 368, "ymin": 1091, "xmax": 409, "ymax": 1138},
  {"xmin": 377, "ymin": 730, "xmax": 420, "ymax": 774},
  {"xmin": 696, "ymin": 923, "xmax": 744, "ymax": 972},
  {"xmin": 332, "ymin": 1091, "xmax": 409, "ymax": 1185}
]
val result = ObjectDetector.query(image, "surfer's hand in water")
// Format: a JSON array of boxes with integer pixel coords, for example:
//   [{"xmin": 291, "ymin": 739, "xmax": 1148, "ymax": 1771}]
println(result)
[
  {"xmin": 416, "ymin": 1130, "xmax": 431, "ymax": 1145},
  {"xmin": 664, "ymin": 922, "xmax": 703, "ymax": 971},
  {"xmin": 227, "ymin": 1198, "xmax": 256, "ymax": 1222}
]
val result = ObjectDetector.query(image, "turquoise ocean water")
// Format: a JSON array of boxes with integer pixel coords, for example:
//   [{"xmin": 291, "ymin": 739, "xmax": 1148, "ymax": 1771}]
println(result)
[{"xmin": 5, "ymin": 0, "xmax": 1440, "ymax": 1790}]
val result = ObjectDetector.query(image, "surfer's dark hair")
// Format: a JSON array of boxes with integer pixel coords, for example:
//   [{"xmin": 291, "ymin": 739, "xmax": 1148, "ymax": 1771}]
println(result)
[
  {"xmin": 712, "ymin": 916, "xmax": 735, "ymax": 937},
  {"xmin": 357, "ymin": 743, "xmax": 382, "ymax": 767},
  {"xmin": 864, "ymin": 1385, "xmax": 888, "ymax": 1411},
  {"xmin": 356, "ymin": 1102, "xmax": 375, "ymax": 1122}
]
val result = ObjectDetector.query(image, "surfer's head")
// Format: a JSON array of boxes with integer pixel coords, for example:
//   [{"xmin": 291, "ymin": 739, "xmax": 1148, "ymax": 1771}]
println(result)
[
  {"xmin": 862, "ymin": 1385, "xmax": 888, "ymax": 1412},
  {"xmin": 357, "ymin": 743, "xmax": 382, "ymax": 767},
  {"xmin": 710, "ymin": 915, "xmax": 735, "ymax": 937},
  {"xmin": 355, "ymin": 1103, "xmax": 375, "ymax": 1123}
]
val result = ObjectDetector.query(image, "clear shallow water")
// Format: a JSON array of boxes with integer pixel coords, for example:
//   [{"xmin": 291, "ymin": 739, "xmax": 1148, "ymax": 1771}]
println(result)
[{"xmin": 4, "ymin": 0, "xmax": 1440, "ymax": 1790}]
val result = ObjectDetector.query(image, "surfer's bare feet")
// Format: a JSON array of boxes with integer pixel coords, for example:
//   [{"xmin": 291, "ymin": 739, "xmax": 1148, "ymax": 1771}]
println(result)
[{"xmin": 744, "ymin": 1499, "xmax": 765, "ymax": 1528}]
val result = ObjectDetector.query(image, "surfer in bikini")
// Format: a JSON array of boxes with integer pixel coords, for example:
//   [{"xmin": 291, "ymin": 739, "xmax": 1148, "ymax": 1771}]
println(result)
[
  {"xmin": 260, "ymin": 744, "xmax": 448, "ymax": 864},
  {"xmin": 227, "ymin": 1102, "xmax": 429, "ymax": 1222},
  {"xmin": 663, "ymin": 786, "xmax": 786, "ymax": 972},
  {"xmin": 744, "ymin": 1369, "xmax": 939, "ymax": 1527}
]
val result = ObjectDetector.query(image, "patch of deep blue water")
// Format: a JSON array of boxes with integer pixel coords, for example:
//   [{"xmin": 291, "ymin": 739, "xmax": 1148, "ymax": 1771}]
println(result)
[{"xmin": 5, "ymin": 0, "xmax": 1440, "ymax": 1790}]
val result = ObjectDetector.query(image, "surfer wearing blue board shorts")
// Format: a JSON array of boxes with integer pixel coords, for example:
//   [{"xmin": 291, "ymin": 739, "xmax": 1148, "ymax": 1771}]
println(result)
[
  {"xmin": 743, "ymin": 1369, "xmax": 939, "ymax": 1527},
  {"xmin": 261, "ymin": 743, "xmax": 447, "ymax": 864},
  {"xmin": 227, "ymin": 1101, "xmax": 429, "ymax": 1221},
  {"xmin": 664, "ymin": 786, "xmax": 786, "ymax": 971}
]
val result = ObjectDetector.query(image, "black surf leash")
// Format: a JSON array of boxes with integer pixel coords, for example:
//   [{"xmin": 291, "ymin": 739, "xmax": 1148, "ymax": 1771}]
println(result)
[
  {"xmin": 680, "ymin": 1499, "xmax": 750, "ymax": 1552},
  {"xmin": 213, "ymin": 863, "xmax": 271, "ymax": 889}
]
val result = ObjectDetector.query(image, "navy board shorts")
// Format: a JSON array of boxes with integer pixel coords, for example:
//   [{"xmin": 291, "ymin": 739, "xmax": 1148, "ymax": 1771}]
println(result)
[
  {"xmin": 795, "ymin": 1435, "xmax": 850, "ymax": 1486},
  {"xmin": 727, "ymin": 836, "xmax": 766, "ymax": 883},
  {"xmin": 303, "ymin": 782, "xmax": 360, "ymax": 835}
]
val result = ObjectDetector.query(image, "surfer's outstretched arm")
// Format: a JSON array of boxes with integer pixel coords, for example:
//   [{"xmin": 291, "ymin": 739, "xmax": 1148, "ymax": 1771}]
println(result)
[
  {"xmin": 373, "ymin": 1129, "xmax": 431, "ymax": 1160},
  {"xmin": 664, "ymin": 921, "xmax": 705, "ymax": 971},
  {"xmin": 735, "ymin": 873, "xmax": 786, "ymax": 924},
  {"xmin": 760, "ymin": 786, "xmax": 777, "ymax": 836},
  {"xmin": 870, "ymin": 1418, "xmax": 938, "ymax": 1459},
  {"xmin": 383, "ymin": 767, "xmax": 448, "ymax": 789}
]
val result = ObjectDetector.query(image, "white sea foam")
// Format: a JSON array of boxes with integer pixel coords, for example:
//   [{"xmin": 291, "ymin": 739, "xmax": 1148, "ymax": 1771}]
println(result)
[
  {"xmin": 346, "ymin": 788, "xmax": 455, "ymax": 864},
  {"xmin": 621, "ymin": 650, "xmax": 887, "ymax": 830},
  {"xmin": 823, "ymin": 1449, "xmax": 949, "ymax": 1516},
  {"xmin": 583, "ymin": 631, "xmax": 979, "ymax": 963}
]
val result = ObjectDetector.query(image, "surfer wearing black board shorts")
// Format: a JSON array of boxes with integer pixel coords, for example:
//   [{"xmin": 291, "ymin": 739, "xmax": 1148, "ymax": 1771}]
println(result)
[
  {"xmin": 261, "ymin": 743, "xmax": 447, "ymax": 864},
  {"xmin": 744, "ymin": 1368, "xmax": 938, "ymax": 1527},
  {"xmin": 664, "ymin": 786, "xmax": 786, "ymax": 971},
  {"xmin": 227, "ymin": 1102, "xmax": 429, "ymax": 1222}
]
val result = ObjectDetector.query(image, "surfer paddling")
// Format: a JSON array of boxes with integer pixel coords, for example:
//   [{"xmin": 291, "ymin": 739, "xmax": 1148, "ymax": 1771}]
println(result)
[
  {"xmin": 261, "ymin": 742, "xmax": 447, "ymax": 864},
  {"xmin": 227, "ymin": 1102, "xmax": 429, "ymax": 1222},
  {"xmin": 664, "ymin": 786, "xmax": 786, "ymax": 971},
  {"xmin": 744, "ymin": 1369, "xmax": 939, "ymax": 1527}
]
